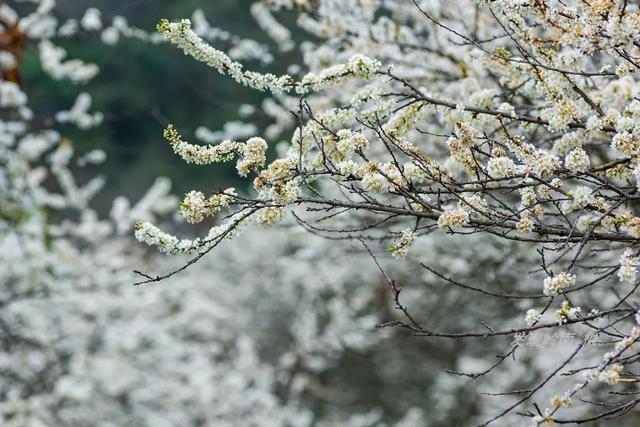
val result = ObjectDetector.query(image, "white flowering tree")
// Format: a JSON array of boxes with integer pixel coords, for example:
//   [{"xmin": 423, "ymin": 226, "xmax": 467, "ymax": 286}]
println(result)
[
  {"xmin": 0, "ymin": 2, "xmax": 463, "ymax": 426},
  {"xmin": 132, "ymin": 0, "xmax": 640, "ymax": 425}
]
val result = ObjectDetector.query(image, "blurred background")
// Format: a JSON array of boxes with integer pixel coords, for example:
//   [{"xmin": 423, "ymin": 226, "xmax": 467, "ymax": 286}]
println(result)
[{"xmin": 23, "ymin": 0, "xmax": 282, "ymax": 212}]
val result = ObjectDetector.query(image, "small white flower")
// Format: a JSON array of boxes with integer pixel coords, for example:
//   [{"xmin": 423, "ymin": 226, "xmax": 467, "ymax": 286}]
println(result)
[
  {"xmin": 571, "ymin": 186, "xmax": 593, "ymax": 206},
  {"xmin": 487, "ymin": 156, "xmax": 517, "ymax": 178},
  {"xmin": 516, "ymin": 214, "xmax": 534, "ymax": 233},
  {"xmin": 543, "ymin": 272, "xmax": 576, "ymax": 296},
  {"xmin": 525, "ymin": 309, "xmax": 541, "ymax": 327},
  {"xmin": 389, "ymin": 229, "xmax": 416, "ymax": 258},
  {"xmin": 101, "ymin": 27, "xmax": 120, "ymax": 45},
  {"xmin": 55, "ymin": 93, "xmax": 103, "ymax": 129},
  {"xmin": 81, "ymin": 8, "xmax": 102, "ymax": 31},
  {"xmin": 0, "ymin": 81, "xmax": 27, "ymax": 108},
  {"xmin": 237, "ymin": 137, "xmax": 268, "ymax": 176},
  {"xmin": 336, "ymin": 129, "xmax": 369, "ymax": 154},
  {"xmin": 256, "ymin": 206, "xmax": 284, "ymax": 227},
  {"xmin": 564, "ymin": 147, "xmax": 590, "ymax": 173},
  {"xmin": 0, "ymin": 51, "xmax": 16, "ymax": 70},
  {"xmin": 437, "ymin": 207, "xmax": 470, "ymax": 228},
  {"xmin": 361, "ymin": 172, "xmax": 388, "ymax": 193},
  {"xmin": 611, "ymin": 131, "xmax": 640, "ymax": 157},
  {"xmin": 617, "ymin": 249, "xmax": 639, "ymax": 283},
  {"xmin": 555, "ymin": 300, "xmax": 581, "ymax": 324}
]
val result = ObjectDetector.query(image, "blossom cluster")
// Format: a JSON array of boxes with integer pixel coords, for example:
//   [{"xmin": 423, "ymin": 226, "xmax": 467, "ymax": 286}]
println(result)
[
  {"xmin": 617, "ymin": 249, "xmax": 639, "ymax": 283},
  {"xmin": 179, "ymin": 188, "xmax": 237, "ymax": 224},
  {"xmin": 157, "ymin": 18, "xmax": 380, "ymax": 95},
  {"xmin": 543, "ymin": 272, "xmax": 576, "ymax": 296},
  {"xmin": 163, "ymin": 124, "xmax": 267, "ymax": 176}
]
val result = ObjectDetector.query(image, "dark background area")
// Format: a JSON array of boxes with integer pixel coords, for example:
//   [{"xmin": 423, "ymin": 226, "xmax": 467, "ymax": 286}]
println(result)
[{"xmin": 20, "ymin": 0, "xmax": 284, "ymax": 212}]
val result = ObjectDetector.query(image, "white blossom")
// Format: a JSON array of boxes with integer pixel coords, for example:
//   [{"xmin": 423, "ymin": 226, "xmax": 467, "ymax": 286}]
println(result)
[
  {"xmin": 617, "ymin": 249, "xmax": 639, "ymax": 283},
  {"xmin": 543, "ymin": 272, "xmax": 576, "ymax": 296},
  {"xmin": 611, "ymin": 131, "xmax": 640, "ymax": 157},
  {"xmin": 256, "ymin": 206, "xmax": 285, "ymax": 226},
  {"xmin": 525, "ymin": 309, "xmax": 541, "ymax": 327},
  {"xmin": 564, "ymin": 147, "xmax": 590, "ymax": 173},
  {"xmin": 0, "ymin": 81, "xmax": 27, "ymax": 108},
  {"xmin": 81, "ymin": 8, "xmax": 102, "ymax": 31},
  {"xmin": 487, "ymin": 156, "xmax": 517, "ymax": 178},
  {"xmin": 389, "ymin": 229, "xmax": 416, "ymax": 258},
  {"xmin": 55, "ymin": 93, "xmax": 103, "ymax": 129},
  {"xmin": 437, "ymin": 207, "xmax": 470, "ymax": 228}
]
